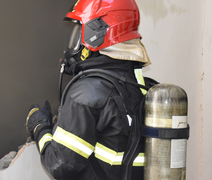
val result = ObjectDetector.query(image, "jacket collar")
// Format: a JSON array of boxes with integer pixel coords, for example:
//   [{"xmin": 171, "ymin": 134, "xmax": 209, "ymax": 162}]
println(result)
[{"xmin": 70, "ymin": 55, "xmax": 141, "ymax": 76}]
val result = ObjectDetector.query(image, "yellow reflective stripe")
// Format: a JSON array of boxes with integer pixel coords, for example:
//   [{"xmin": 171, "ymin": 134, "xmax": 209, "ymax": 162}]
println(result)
[
  {"xmin": 53, "ymin": 126, "xmax": 94, "ymax": 159},
  {"xmin": 94, "ymin": 143, "xmax": 123, "ymax": 165},
  {"xmin": 26, "ymin": 108, "xmax": 39, "ymax": 123},
  {"xmin": 95, "ymin": 143, "xmax": 124, "ymax": 165},
  {"xmin": 94, "ymin": 143, "xmax": 145, "ymax": 166},
  {"xmin": 34, "ymin": 124, "xmax": 41, "ymax": 133},
  {"xmin": 113, "ymin": 152, "xmax": 124, "ymax": 165},
  {"xmin": 134, "ymin": 69, "xmax": 147, "ymax": 95},
  {"xmin": 133, "ymin": 153, "xmax": 145, "ymax": 166},
  {"xmin": 39, "ymin": 133, "xmax": 53, "ymax": 152}
]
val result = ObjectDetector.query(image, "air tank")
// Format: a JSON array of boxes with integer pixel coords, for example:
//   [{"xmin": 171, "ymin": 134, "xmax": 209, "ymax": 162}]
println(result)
[{"xmin": 144, "ymin": 84, "xmax": 188, "ymax": 180}]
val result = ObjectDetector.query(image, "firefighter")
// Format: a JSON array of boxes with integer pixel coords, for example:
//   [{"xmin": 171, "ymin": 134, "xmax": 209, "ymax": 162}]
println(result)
[{"xmin": 26, "ymin": 0, "xmax": 151, "ymax": 179}]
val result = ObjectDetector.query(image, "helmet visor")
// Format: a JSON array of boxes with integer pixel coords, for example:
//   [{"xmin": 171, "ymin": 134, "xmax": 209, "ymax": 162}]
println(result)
[{"xmin": 65, "ymin": 21, "xmax": 82, "ymax": 50}]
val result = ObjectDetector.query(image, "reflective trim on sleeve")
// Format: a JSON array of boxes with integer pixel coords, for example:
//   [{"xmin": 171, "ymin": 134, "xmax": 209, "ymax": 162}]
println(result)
[
  {"xmin": 94, "ymin": 143, "xmax": 145, "ymax": 166},
  {"xmin": 39, "ymin": 133, "xmax": 53, "ymax": 152},
  {"xmin": 94, "ymin": 143, "xmax": 124, "ymax": 165},
  {"xmin": 133, "ymin": 153, "xmax": 145, "ymax": 166},
  {"xmin": 53, "ymin": 126, "xmax": 95, "ymax": 159}
]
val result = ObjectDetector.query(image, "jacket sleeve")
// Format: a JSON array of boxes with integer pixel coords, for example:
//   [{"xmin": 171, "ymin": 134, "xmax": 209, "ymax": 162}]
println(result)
[{"xmin": 34, "ymin": 96, "xmax": 99, "ymax": 180}]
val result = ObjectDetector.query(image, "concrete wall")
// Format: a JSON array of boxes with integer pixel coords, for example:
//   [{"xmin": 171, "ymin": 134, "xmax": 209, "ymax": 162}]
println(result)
[
  {"xmin": 135, "ymin": 0, "xmax": 212, "ymax": 179},
  {"xmin": 0, "ymin": 143, "xmax": 53, "ymax": 180},
  {"xmin": 0, "ymin": 0, "xmax": 75, "ymax": 158}
]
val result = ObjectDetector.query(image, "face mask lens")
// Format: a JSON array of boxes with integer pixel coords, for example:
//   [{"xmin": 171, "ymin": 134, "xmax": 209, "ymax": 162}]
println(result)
[{"xmin": 67, "ymin": 23, "xmax": 82, "ymax": 50}]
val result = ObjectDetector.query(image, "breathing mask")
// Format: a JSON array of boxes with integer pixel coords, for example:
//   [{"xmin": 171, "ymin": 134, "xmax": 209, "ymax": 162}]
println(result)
[
  {"xmin": 58, "ymin": 19, "xmax": 101, "ymax": 102},
  {"xmin": 58, "ymin": 20, "xmax": 83, "ymax": 101},
  {"xmin": 61, "ymin": 20, "xmax": 83, "ymax": 71}
]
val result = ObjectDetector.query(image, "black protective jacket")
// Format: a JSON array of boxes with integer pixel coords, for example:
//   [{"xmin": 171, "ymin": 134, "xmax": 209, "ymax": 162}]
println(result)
[{"xmin": 34, "ymin": 55, "xmax": 146, "ymax": 180}]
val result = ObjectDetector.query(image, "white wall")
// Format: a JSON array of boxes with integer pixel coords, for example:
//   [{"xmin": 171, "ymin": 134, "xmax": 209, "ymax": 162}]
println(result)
[
  {"xmin": 135, "ymin": 0, "xmax": 208, "ymax": 179},
  {"xmin": 202, "ymin": 0, "xmax": 212, "ymax": 179}
]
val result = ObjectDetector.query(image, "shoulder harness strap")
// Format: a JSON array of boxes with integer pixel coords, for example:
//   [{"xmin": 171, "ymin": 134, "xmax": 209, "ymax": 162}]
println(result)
[{"xmin": 59, "ymin": 69, "xmax": 156, "ymax": 180}]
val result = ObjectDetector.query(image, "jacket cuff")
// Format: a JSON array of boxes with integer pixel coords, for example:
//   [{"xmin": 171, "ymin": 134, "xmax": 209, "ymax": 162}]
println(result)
[{"xmin": 34, "ymin": 123, "xmax": 53, "ymax": 154}]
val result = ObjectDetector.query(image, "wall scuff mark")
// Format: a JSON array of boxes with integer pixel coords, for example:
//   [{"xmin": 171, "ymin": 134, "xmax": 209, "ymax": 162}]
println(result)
[
  {"xmin": 137, "ymin": 0, "xmax": 186, "ymax": 27},
  {"xmin": 199, "ymin": 0, "xmax": 206, "ymax": 179}
]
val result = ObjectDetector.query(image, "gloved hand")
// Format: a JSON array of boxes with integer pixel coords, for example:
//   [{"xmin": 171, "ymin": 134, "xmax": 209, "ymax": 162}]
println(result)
[{"xmin": 26, "ymin": 100, "xmax": 53, "ymax": 139}]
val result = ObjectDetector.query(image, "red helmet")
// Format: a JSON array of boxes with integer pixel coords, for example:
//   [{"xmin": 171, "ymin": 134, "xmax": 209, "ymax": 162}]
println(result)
[{"xmin": 65, "ymin": 0, "xmax": 141, "ymax": 51}]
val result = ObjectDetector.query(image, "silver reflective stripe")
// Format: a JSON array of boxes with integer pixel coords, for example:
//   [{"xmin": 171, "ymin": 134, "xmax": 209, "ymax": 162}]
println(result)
[
  {"xmin": 53, "ymin": 126, "xmax": 95, "ymax": 159},
  {"xmin": 95, "ymin": 143, "xmax": 123, "ymax": 165},
  {"xmin": 133, "ymin": 153, "xmax": 145, "ymax": 166},
  {"xmin": 39, "ymin": 133, "xmax": 53, "ymax": 152},
  {"xmin": 127, "ymin": 115, "xmax": 132, "ymax": 126},
  {"xmin": 94, "ymin": 143, "xmax": 145, "ymax": 166}
]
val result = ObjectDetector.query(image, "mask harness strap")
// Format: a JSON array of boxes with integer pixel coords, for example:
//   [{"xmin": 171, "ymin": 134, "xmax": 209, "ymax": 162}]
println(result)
[{"xmin": 59, "ymin": 61, "xmax": 65, "ymax": 103}]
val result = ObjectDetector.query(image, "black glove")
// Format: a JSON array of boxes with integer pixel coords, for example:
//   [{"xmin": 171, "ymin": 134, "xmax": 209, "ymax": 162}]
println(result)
[{"xmin": 26, "ymin": 100, "xmax": 53, "ymax": 139}]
